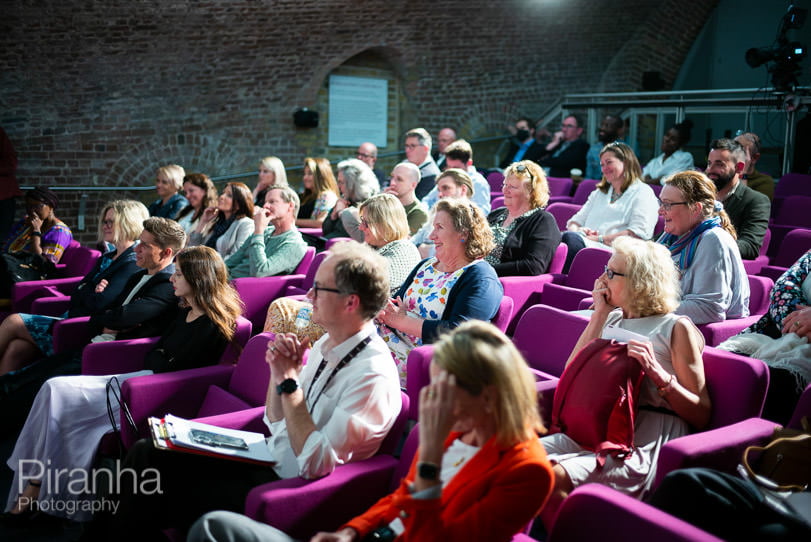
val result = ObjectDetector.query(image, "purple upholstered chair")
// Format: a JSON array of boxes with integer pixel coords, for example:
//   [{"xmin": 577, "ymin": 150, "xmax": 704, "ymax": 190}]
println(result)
[
  {"xmin": 760, "ymin": 230, "xmax": 811, "ymax": 282},
  {"xmin": 547, "ymin": 483, "xmax": 723, "ymax": 542},
  {"xmin": 546, "ymin": 176, "xmax": 574, "ymax": 203},
  {"xmin": 405, "ymin": 345, "xmax": 434, "ymax": 420},
  {"xmin": 767, "ymin": 196, "xmax": 811, "ymax": 259},
  {"xmin": 695, "ymin": 274, "xmax": 774, "ymax": 346},
  {"xmin": 243, "ymin": 393, "xmax": 411, "ymax": 539},
  {"xmin": 232, "ymin": 247, "xmax": 316, "ymax": 332},
  {"xmin": 491, "ymin": 195, "xmax": 505, "ymax": 210},
  {"xmin": 652, "ymin": 383, "xmax": 811, "ymax": 493},
  {"xmin": 498, "ymin": 243, "xmax": 568, "ymax": 334},
  {"xmin": 53, "ymin": 240, "xmax": 102, "ymax": 278},
  {"xmin": 649, "ymin": 345, "xmax": 769, "ymax": 489},
  {"xmin": 772, "ymin": 172, "xmax": 811, "ymax": 218},
  {"xmin": 540, "ymin": 247, "xmax": 612, "ymax": 311},
  {"xmin": 284, "ymin": 249, "xmax": 328, "ymax": 297},
  {"xmin": 81, "ymin": 315, "xmax": 252, "ymax": 376},
  {"xmin": 742, "ymin": 227, "xmax": 771, "ymax": 275},
  {"xmin": 571, "ymin": 179, "xmax": 599, "ymax": 205},
  {"xmin": 118, "ymin": 331, "xmax": 274, "ymax": 449},
  {"xmin": 545, "ymin": 202, "xmax": 582, "ymax": 231},
  {"xmin": 487, "ymin": 170, "xmax": 505, "ymax": 194}
]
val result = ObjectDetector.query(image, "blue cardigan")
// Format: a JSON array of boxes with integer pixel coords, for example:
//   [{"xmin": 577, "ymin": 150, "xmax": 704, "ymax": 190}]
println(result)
[{"xmin": 394, "ymin": 258, "xmax": 503, "ymax": 343}]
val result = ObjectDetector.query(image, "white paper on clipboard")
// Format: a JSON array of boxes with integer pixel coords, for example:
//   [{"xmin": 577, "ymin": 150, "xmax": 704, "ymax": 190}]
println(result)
[{"xmin": 602, "ymin": 325, "xmax": 650, "ymax": 344}]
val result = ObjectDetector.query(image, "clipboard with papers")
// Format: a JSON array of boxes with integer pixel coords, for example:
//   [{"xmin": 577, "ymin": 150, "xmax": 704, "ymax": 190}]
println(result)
[{"xmin": 148, "ymin": 414, "xmax": 276, "ymax": 465}]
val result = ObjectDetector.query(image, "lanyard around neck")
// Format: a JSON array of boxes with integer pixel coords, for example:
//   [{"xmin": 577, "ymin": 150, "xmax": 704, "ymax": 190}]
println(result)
[{"xmin": 306, "ymin": 335, "xmax": 372, "ymax": 411}]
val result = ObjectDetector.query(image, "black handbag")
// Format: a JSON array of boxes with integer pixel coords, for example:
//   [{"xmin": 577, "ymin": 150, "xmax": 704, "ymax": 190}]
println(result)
[{"xmin": 1, "ymin": 252, "xmax": 56, "ymax": 295}]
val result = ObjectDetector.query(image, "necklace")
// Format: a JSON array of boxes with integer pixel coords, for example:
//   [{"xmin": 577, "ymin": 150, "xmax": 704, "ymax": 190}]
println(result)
[{"xmin": 610, "ymin": 189, "xmax": 622, "ymax": 203}]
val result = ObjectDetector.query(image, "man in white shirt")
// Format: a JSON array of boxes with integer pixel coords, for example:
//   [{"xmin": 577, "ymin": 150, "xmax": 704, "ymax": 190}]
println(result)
[
  {"xmin": 109, "ymin": 241, "xmax": 402, "ymax": 539},
  {"xmin": 422, "ymin": 139, "xmax": 491, "ymax": 215}
]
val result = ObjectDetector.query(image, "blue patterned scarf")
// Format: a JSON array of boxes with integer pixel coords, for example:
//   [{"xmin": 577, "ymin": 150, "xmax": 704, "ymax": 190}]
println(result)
[{"xmin": 657, "ymin": 217, "xmax": 721, "ymax": 271}]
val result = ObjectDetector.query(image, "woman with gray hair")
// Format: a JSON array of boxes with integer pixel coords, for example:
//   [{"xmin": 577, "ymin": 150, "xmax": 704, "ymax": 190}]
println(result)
[{"xmin": 321, "ymin": 158, "xmax": 380, "ymax": 240}]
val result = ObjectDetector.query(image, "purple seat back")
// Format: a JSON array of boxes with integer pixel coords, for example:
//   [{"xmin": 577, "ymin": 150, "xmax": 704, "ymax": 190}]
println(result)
[
  {"xmin": 548, "ymin": 242, "xmax": 568, "ymax": 274},
  {"xmin": 228, "ymin": 332, "xmax": 274, "ymax": 406},
  {"xmin": 301, "ymin": 250, "xmax": 328, "ymax": 291},
  {"xmin": 546, "ymin": 202, "xmax": 582, "ymax": 230},
  {"xmin": 294, "ymin": 246, "xmax": 316, "ymax": 275},
  {"xmin": 571, "ymin": 179, "xmax": 599, "ymax": 205},
  {"xmin": 491, "ymin": 296, "xmax": 514, "ymax": 334},
  {"xmin": 378, "ymin": 391, "xmax": 411, "ymax": 456},
  {"xmin": 788, "ymin": 383, "xmax": 811, "ymax": 429},
  {"xmin": 774, "ymin": 229, "xmax": 811, "ymax": 268},
  {"xmin": 774, "ymin": 195, "xmax": 811, "ymax": 228},
  {"xmin": 747, "ymin": 275, "xmax": 774, "ymax": 316},
  {"xmin": 702, "ymin": 346, "xmax": 769, "ymax": 428},
  {"xmin": 650, "ymin": 183, "xmax": 663, "ymax": 197},
  {"xmin": 512, "ymin": 305, "xmax": 588, "ymax": 377},
  {"xmin": 775, "ymin": 172, "xmax": 811, "ymax": 197},
  {"xmin": 546, "ymin": 177, "xmax": 573, "ymax": 198},
  {"xmin": 548, "ymin": 483, "xmax": 723, "ymax": 542},
  {"xmin": 491, "ymin": 196, "xmax": 505, "ymax": 210},
  {"xmin": 55, "ymin": 242, "xmax": 102, "ymax": 278},
  {"xmin": 565, "ymin": 247, "xmax": 612, "ymax": 290},
  {"xmin": 405, "ymin": 345, "xmax": 434, "ymax": 420},
  {"xmin": 219, "ymin": 316, "xmax": 253, "ymax": 365},
  {"xmin": 487, "ymin": 171, "xmax": 505, "ymax": 193},
  {"xmin": 392, "ymin": 424, "xmax": 421, "ymax": 490}
]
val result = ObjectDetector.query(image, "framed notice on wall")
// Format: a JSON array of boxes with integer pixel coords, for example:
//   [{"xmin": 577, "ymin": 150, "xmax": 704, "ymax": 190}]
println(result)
[{"xmin": 328, "ymin": 75, "xmax": 388, "ymax": 147}]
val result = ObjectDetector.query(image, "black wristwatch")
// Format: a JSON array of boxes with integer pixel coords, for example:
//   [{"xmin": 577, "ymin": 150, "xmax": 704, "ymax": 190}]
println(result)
[
  {"xmin": 417, "ymin": 461, "xmax": 440, "ymax": 481},
  {"xmin": 275, "ymin": 378, "xmax": 299, "ymax": 395}
]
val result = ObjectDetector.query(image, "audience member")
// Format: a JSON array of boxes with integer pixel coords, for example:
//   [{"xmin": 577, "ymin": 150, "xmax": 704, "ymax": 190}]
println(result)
[
  {"xmin": 384, "ymin": 162, "xmax": 428, "ymax": 236},
  {"xmin": 225, "ymin": 185, "xmax": 307, "ymax": 279},
  {"xmin": 108, "ymin": 242, "xmax": 402, "ymax": 539},
  {"xmin": 499, "ymin": 117, "xmax": 546, "ymax": 169},
  {"xmin": 562, "ymin": 142, "xmax": 658, "ymax": 272},
  {"xmin": 0, "ymin": 200, "xmax": 149, "ymax": 376},
  {"xmin": 433, "ymin": 127, "xmax": 457, "ymax": 170},
  {"xmin": 176, "ymin": 173, "xmax": 218, "ymax": 235},
  {"xmin": 540, "ymin": 237, "xmax": 711, "ymax": 526},
  {"xmin": 378, "ymin": 198, "xmax": 502, "ymax": 386},
  {"xmin": 189, "ymin": 321, "xmax": 555, "ymax": 542},
  {"xmin": 585, "ymin": 114, "xmax": 624, "ymax": 180},
  {"xmin": 1, "ymin": 187, "xmax": 73, "ymax": 297},
  {"xmin": 403, "ymin": 128, "xmax": 440, "ymax": 200},
  {"xmin": 188, "ymin": 181, "xmax": 255, "ymax": 259},
  {"xmin": 486, "ymin": 161, "xmax": 561, "ymax": 276},
  {"xmin": 3, "ymin": 246, "xmax": 242, "ymax": 524},
  {"xmin": 538, "ymin": 114, "xmax": 589, "ymax": 178},
  {"xmin": 642, "ymin": 120, "xmax": 695, "ymax": 185},
  {"xmin": 296, "ymin": 157, "xmax": 339, "ymax": 229},
  {"xmin": 422, "ymin": 139, "xmax": 491, "ymax": 215},
  {"xmin": 735, "ymin": 132, "xmax": 776, "ymax": 201},
  {"xmin": 321, "ymin": 158, "xmax": 380, "ymax": 240},
  {"xmin": 0, "ymin": 126, "xmax": 21, "ymax": 241},
  {"xmin": 356, "ymin": 142, "xmax": 387, "ymax": 188},
  {"xmin": 252, "ymin": 156, "xmax": 289, "ymax": 206},
  {"xmin": 147, "ymin": 164, "xmax": 188, "ymax": 219},
  {"xmin": 706, "ymin": 138, "xmax": 770, "ymax": 260},
  {"xmin": 657, "ymin": 170, "xmax": 750, "ymax": 324},
  {"xmin": 412, "ymin": 168, "xmax": 475, "ymax": 258},
  {"xmin": 720, "ymin": 249, "xmax": 811, "ymax": 424}
]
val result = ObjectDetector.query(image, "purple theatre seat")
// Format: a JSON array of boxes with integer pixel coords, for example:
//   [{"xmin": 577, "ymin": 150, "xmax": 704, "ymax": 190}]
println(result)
[
  {"xmin": 284, "ymin": 250, "xmax": 328, "ymax": 297},
  {"xmin": 546, "ymin": 177, "xmax": 574, "ymax": 198},
  {"xmin": 243, "ymin": 393, "xmax": 411, "ymax": 540},
  {"xmin": 11, "ymin": 275, "xmax": 84, "ymax": 314},
  {"xmin": 760, "ymin": 229, "xmax": 811, "ymax": 281},
  {"xmin": 650, "ymin": 183, "xmax": 663, "ymax": 197},
  {"xmin": 487, "ymin": 170, "xmax": 505, "ymax": 194},
  {"xmin": 540, "ymin": 247, "xmax": 612, "ymax": 311},
  {"xmin": 118, "ymin": 331, "xmax": 273, "ymax": 449},
  {"xmin": 649, "ymin": 345, "xmax": 769, "ymax": 489},
  {"xmin": 232, "ymin": 247, "xmax": 316, "ymax": 332},
  {"xmin": 547, "ymin": 483, "xmax": 723, "ymax": 542},
  {"xmin": 695, "ymin": 274, "xmax": 774, "ymax": 346},
  {"xmin": 81, "ymin": 315, "xmax": 251, "ymax": 376},
  {"xmin": 492, "ymin": 295, "xmax": 514, "ymax": 334},
  {"xmin": 653, "ymin": 383, "xmax": 811, "ymax": 493},
  {"xmin": 491, "ymin": 195, "xmax": 505, "ymax": 210},
  {"xmin": 767, "ymin": 196, "xmax": 811, "ymax": 259},
  {"xmin": 53, "ymin": 241, "xmax": 102, "ymax": 278},
  {"xmin": 772, "ymin": 172, "xmax": 811, "ymax": 218},
  {"xmin": 742, "ymin": 227, "xmax": 771, "ymax": 275},
  {"xmin": 405, "ymin": 345, "xmax": 434, "ymax": 420},
  {"xmin": 545, "ymin": 202, "xmax": 582, "ymax": 231},
  {"xmin": 571, "ymin": 179, "xmax": 599, "ymax": 205}
]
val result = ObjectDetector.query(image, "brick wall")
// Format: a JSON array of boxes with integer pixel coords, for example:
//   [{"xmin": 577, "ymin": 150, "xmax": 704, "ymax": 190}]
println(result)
[{"xmin": 1, "ymin": 0, "xmax": 718, "ymax": 244}]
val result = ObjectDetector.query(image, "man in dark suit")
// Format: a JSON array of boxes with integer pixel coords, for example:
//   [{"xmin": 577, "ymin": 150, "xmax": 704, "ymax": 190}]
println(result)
[
  {"xmin": 537, "ymin": 114, "xmax": 590, "ymax": 178},
  {"xmin": 706, "ymin": 138, "xmax": 771, "ymax": 260},
  {"xmin": 433, "ymin": 127, "xmax": 456, "ymax": 171},
  {"xmin": 499, "ymin": 117, "xmax": 546, "ymax": 169}
]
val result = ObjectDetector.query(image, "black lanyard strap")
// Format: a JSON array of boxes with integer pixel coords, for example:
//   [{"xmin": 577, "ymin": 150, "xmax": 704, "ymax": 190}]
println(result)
[{"xmin": 306, "ymin": 335, "xmax": 372, "ymax": 411}]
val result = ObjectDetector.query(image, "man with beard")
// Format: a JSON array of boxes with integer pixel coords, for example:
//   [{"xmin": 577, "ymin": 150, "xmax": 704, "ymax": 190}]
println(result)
[
  {"xmin": 706, "ymin": 138, "xmax": 770, "ymax": 260},
  {"xmin": 585, "ymin": 114, "xmax": 624, "ymax": 180}
]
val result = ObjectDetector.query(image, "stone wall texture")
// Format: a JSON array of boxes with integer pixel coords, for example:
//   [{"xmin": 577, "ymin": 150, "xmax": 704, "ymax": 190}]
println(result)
[{"xmin": 1, "ymin": 0, "xmax": 718, "ymax": 243}]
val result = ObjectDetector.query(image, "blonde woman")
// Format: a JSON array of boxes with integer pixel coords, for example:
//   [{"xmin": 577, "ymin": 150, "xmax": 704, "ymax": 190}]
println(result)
[
  {"xmin": 253, "ymin": 156, "xmax": 288, "ymax": 205},
  {"xmin": 296, "ymin": 157, "xmax": 339, "ymax": 229},
  {"xmin": 148, "ymin": 164, "xmax": 188, "ymax": 219}
]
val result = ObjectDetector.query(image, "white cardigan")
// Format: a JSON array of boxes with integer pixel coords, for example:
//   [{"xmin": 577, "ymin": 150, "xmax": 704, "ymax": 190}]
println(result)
[{"xmin": 187, "ymin": 216, "xmax": 254, "ymax": 259}]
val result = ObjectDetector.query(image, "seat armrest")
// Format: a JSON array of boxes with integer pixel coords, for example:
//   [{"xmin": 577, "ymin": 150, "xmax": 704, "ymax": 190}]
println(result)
[
  {"xmin": 11, "ymin": 276, "xmax": 83, "ymax": 313},
  {"xmin": 652, "ymin": 417, "xmax": 778, "ymax": 491},
  {"xmin": 81, "ymin": 337, "xmax": 161, "ymax": 375},
  {"xmin": 193, "ymin": 406, "xmax": 268, "ymax": 434},
  {"xmin": 245, "ymin": 456, "xmax": 399, "ymax": 539},
  {"xmin": 119, "ymin": 365, "xmax": 235, "ymax": 448},
  {"xmin": 52, "ymin": 316, "xmax": 92, "ymax": 353},
  {"xmin": 30, "ymin": 296, "xmax": 73, "ymax": 316}
]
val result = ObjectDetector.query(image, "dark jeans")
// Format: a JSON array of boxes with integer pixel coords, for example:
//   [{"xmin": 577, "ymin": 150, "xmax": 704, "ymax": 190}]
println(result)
[
  {"xmin": 763, "ymin": 367, "xmax": 805, "ymax": 426},
  {"xmin": 96, "ymin": 438, "xmax": 280, "ymax": 541},
  {"xmin": 560, "ymin": 231, "xmax": 587, "ymax": 274},
  {"xmin": 649, "ymin": 468, "xmax": 810, "ymax": 541}
]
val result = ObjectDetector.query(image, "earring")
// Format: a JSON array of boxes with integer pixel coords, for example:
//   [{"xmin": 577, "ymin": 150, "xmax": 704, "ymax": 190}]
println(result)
[{"xmin": 460, "ymin": 238, "xmax": 466, "ymax": 243}]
